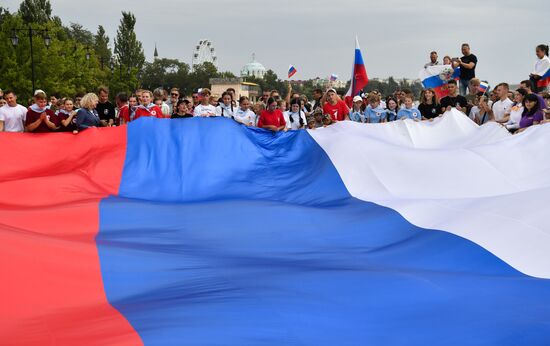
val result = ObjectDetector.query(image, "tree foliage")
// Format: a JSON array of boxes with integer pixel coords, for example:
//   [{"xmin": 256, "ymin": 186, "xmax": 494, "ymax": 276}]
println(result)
[
  {"xmin": 93, "ymin": 25, "xmax": 111, "ymax": 69},
  {"xmin": 18, "ymin": 0, "xmax": 51, "ymax": 24},
  {"xmin": 141, "ymin": 58, "xmax": 190, "ymax": 92},
  {"xmin": 114, "ymin": 12, "xmax": 145, "ymax": 72}
]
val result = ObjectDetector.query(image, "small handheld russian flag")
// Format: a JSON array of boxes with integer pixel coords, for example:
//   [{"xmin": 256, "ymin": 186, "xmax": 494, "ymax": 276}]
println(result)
[
  {"xmin": 288, "ymin": 65, "xmax": 297, "ymax": 78},
  {"xmin": 330, "ymin": 74, "xmax": 338, "ymax": 81},
  {"xmin": 479, "ymin": 81, "xmax": 489, "ymax": 93}
]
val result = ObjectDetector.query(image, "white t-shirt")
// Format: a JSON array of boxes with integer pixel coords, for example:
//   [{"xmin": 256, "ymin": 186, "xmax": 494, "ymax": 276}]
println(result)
[
  {"xmin": 193, "ymin": 104, "xmax": 217, "ymax": 117},
  {"xmin": 234, "ymin": 108, "xmax": 256, "ymax": 126},
  {"xmin": 534, "ymin": 55, "xmax": 550, "ymax": 76},
  {"xmin": 215, "ymin": 104, "xmax": 236, "ymax": 118},
  {"xmin": 492, "ymin": 98, "xmax": 514, "ymax": 121},
  {"xmin": 0, "ymin": 104, "xmax": 27, "ymax": 132},
  {"xmin": 506, "ymin": 104, "xmax": 524, "ymax": 130},
  {"xmin": 283, "ymin": 111, "xmax": 307, "ymax": 130}
]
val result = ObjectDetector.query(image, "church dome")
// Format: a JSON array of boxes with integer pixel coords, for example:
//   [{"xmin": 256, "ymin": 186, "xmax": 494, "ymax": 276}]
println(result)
[{"xmin": 241, "ymin": 54, "xmax": 266, "ymax": 79}]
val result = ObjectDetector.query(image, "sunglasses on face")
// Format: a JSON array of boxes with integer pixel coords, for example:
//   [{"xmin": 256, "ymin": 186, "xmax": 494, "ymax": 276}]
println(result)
[{"xmin": 171, "ymin": 93, "xmax": 179, "ymax": 97}]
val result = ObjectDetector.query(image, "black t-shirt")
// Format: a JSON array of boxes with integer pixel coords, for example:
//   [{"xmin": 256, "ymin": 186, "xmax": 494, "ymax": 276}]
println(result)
[
  {"xmin": 171, "ymin": 113, "xmax": 193, "ymax": 119},
  {"xmin": 418, "ymin": 103, "xmax": 442, "ymax": 119},
  {"xmin": 440, "ymin": 95, "xmax": 468, "ymax": 111},
  {"xmin": 96, "ymin": 101, "xmax": 116, "ymax": 122},
  {"xmin": 459, "ymin": 54, "xmax": 477, "ymax": 80}
]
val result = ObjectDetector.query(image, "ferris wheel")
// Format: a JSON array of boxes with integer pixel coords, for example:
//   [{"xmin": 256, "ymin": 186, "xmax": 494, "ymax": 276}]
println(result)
[{"xmin": 192, "ymin": 39, "xmax": 218, "ymax": 69}]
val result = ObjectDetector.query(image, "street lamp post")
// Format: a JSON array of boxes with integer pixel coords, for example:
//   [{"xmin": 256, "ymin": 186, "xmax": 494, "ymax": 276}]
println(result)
[{"xmin": 10, "ymin": 26, "xmax": 51, "ymax": 94}]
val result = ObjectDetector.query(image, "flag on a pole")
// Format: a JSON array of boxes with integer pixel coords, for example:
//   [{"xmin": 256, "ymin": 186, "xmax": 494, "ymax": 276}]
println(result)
[
  {"xmin": 288, "ymin": 65, "xmax": 297, "ymax": 78},
  {"xmin": 344, "ymin": 37, "xmax": 369, "ymax": 107},
  {"xmin": 330, "ymin": 73, "xmax": 338, "ymax": 81}
]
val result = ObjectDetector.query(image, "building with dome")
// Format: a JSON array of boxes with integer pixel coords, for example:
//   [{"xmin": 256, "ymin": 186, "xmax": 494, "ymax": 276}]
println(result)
[{"xmin": 240, "ymin": 53, "xmax": 266, "ymax": 79}]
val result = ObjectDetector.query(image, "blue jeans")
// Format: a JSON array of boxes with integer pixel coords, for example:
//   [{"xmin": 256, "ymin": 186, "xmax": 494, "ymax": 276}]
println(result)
[{"xmin": 459, "ymin": 78, "xmax": 470, "ymax": 96}]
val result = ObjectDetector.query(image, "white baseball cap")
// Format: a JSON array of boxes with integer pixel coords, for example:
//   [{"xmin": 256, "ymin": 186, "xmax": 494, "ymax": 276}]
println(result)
[{"xmin": 353, "ymin": 96, "xmax": 362, "ymax": 103}]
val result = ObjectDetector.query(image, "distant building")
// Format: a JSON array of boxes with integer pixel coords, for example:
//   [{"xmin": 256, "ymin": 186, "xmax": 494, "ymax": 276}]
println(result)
[
  {"xmin": 240, "ymin": 53, "xmax": 266, "ymax": 79},
  {"xmin": 312, "ymin": 77, "xmax": 347, "ymax": 89},
  {"xmin": 210, "ymin": 78, "xmax": 261, "ymax": 103}
]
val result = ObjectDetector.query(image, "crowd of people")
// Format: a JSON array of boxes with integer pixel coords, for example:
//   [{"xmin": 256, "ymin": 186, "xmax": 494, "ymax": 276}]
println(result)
[{"xmin": 1, "ymin": 43, "xmax": 549, "ymax": 134}]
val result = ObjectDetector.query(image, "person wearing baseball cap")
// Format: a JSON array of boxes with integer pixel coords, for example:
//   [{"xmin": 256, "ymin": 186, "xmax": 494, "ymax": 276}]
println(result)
[
  {"xmin": 349, "ymin": 96, "xmax": 365, "ymax": 122},
  {"xmin": 322, "ymin": 88, "xmax": 349, "ymax": 122}
]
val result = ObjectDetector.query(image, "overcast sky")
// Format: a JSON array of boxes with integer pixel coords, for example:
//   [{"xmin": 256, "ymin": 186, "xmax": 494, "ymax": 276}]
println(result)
[{"xmin": 4, "ymin": 0, "xmax": 550, "ymax": 84}]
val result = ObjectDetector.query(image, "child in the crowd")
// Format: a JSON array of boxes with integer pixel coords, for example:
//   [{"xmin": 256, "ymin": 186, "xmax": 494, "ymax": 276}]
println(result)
[
  {"xmin": 171, "ymin": 99, "xmax": 194, "ymax": 119},
  {"xmin": 322, "ymin": 113, "xmax": 333, "ymax": 126},
  {"xmin": 234, "ymin": 96, "xmax": 257, "ymax": 126},
  {"xmin": 193, "ymin": 89, "xmax": 217, "ymax": 117},
  {"xmin": 349, "ymin": 96, "xmax": 365, "ymax": 123},
  {"xmin": 215, "ymin": 91, "xmax": 236, "ymax": 118},
  {"xmin": 397, "ymin": 96, "xmax": 422, "ymax": 121},
  {"xmin": 364, "ymin": 94, "xmax": 387, "ymax": 123},
  {"xmin": 284, "ymin": 98, "xmax": 307, "ymax": 130},
  {"xmin": 385, "ymin": 97, "xmax": 399, "ymax": 122},
  {"xmin": 58, "ymin": 98, "xmax": 78, "ymax": 132}
]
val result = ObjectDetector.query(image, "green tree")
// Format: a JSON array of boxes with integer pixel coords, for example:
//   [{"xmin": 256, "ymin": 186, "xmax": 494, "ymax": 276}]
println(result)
[
  {"xmin": 65, "ymin": 23, "xmax": 94, "ymax": 46},
  {"xmin": 94, "ymin": 25, "xmax": 111, "ymax": 70},
  {"xmin": 114, "ymin": 12, "xmax": 145, "ymax": 73},
  {"xmin": 140, "ymin": 58, "xmax": 190, "ymax": 92},
  {"xmin": 187, "ymin": 62, "xmax": 218, "ymax": 93},
  {"xmin": 0, "ymin": 9, "xmax": 109, "ymax": 103},
  {"xmin": 18, "ymin": 0, "xmax": 51, "ymax": 24}
]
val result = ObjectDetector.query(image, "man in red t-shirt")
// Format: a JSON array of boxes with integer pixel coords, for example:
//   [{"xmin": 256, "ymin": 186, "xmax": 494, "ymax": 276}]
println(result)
[
  {"xmin": 134, "ymin": 90, "xmax": 165, "ymax": 120},
  {"xmin": 257, "ymin": 97, "xmax": 286, "ymax": 131},
  {"xmin": 322, "ymin": 88, "xmax": 349, "ymax": 122}
]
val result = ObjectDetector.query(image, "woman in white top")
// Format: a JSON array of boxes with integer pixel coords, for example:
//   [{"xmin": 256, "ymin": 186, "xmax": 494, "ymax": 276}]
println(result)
[
  {"xmin": 233, "ymin": 96, "xmax": 256, "ymax": 126},
  {"xmin": 531, "ymin": 44, "xmax": 550, "ymax": 93},
  {"xmin": 504, "ymin": 89, "xmax": 527, "ymax": 131},
  {"xmin": 284, "ymin": 98, "xmax": 307, "ymax": 130},
  {"xmin": 193, "ymin": 88, "xmax": 217, "ymax": 117},
  {"xmin": 215, "ymin": 91, "xmax": 236, "ymax": 118}
]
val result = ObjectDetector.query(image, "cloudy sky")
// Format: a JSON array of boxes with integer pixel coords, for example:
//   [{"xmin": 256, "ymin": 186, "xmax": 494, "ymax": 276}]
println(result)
[{"xmin": 4, "ymin": 0, "xmax": 550, "ymax": 84}]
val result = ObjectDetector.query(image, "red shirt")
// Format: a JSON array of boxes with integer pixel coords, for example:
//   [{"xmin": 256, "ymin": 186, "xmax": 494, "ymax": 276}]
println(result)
[
  {"xmin": 57, "ymin": 111, "xmax": 77, "ymax": 132},
  {"xmin": 134, "ymin": 105, "xmax": 165, "ymax": 120},
  {"xmin": 25, "ymin": 108, "xmax": 59, "ymax": 133},
  {"xmin": 323, "ymin": 100, "xmax": 349, "ymax": 121},
  {"xmin": 258, "ymin": 109, "xmax": 286, "ymax": 128},
  {"xmin": 118, "ymin": 105, "xmax": 130, "ymax": 124}
]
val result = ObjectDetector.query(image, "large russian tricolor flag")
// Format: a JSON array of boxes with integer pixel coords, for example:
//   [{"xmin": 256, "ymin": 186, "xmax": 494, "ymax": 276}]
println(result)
[
  {"xmin": 344, "ymin": 37, "xmax": 369, "ymax": 107},
  {"xmin": 2, "ymin": 112, "xmax": 550, "ymax": 345},
  {"xmin": 419, "ymin": 64, "xmax": 459, "ymax": 99}
]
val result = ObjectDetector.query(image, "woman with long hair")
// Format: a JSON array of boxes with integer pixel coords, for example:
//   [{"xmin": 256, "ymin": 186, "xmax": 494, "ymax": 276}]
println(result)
[
  {"xmin": 516, "ymin": 93, "xmax": 544, "ymax": 133},
  {"xmin": 257, "ymin": 97, "xmax": 286, "ymax": 131},
  {"xmin": 58, "ymin": 98, "xmax": 78, "ymax": 132},
  {"xmin": 215, "ymin": 91, "xmax": 236, "ymax": 119},
  {"xmin": 418, "ymin": 89, "xmax": 441, "ymax": 120},
  {"xmin": 284, "ymin": 98, "xmax": 307, "ymax": 130},
  {"xmin": 503, "ymin": 89, "xmax": 527, "ymax": 131},
  {"xmin": 385, "ymin": 96, "xmax": 399, "ymax": 122}
]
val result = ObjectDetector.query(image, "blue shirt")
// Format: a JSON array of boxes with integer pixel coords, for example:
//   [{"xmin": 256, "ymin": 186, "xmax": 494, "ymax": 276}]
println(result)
[
  {"xmin": 364, "ymin": 105, "xmax": 387, "ymax": 123},
  {"xmin": 76, "ymin": 108, "xmax": 101, "ymax": 130},
  {"xmin": 397, "ymin": 107, "xmax": 422, "ymax": 120},
  {"xmin": 349, "ymin": 110, "xmax": 365, "ymax": 123}
]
